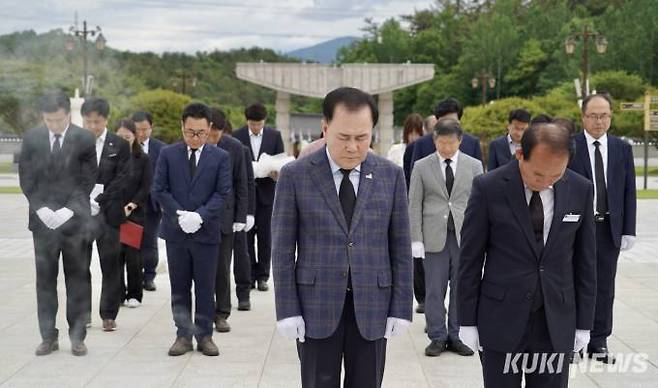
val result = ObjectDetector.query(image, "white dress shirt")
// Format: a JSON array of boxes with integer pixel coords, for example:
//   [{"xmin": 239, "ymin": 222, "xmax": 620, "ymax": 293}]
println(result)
[
  {"xmin": 141, "ymin": 137, "xmax": 150, "ymax": 155},
  {"xmin": 250, "ymin": 129, "xmax": 263, "ymax": 161},
  {"xmin": 187, "ymin": 144, "xmax": 204, "ymax": 166},
  {"xmin": 584, "ymin": 130, "xmax": 608, "ymax": 214},
  {"xmin": 49, "ymin": 125, "xmax": 69, "ymax": 151},
  {"xmin": 437, "ymin": 150, "xmax": 459, "ymax": 181},
  {"xmin": 508, "ymin": 134, "xmax": 520, "ymax": 156},
  {"xmin": 326, "ymin": 147, "xmax": 360, "ymax": 196},
  {"xmin": 523, "ymin": 184, "xmax": 554, "ymax": 245},
  {"xmin": 95, "ymin": 128, "xmax": 108, "ymax": 166}
]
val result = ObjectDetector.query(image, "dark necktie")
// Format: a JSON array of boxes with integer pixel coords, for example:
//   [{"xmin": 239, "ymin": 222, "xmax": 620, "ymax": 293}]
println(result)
[
  {"xmin": 339, "ymin": 168, "xmax": 356, "ymax": 228},
  {"xmin": 593, "ymin": 141, "xmax": 608, "ymax": 214},
  {"xmin": 445, "ymin": 159, "xmax": 455, "ymax": 231},
  {"xmin": 529, "ymin": 190, "xmax": 544, "ymax": 246},
  {"xmin": 52, "ymin": 134, "xmax": 62, "ymax": 154},
  {"xmin": 189, "ymin": 148, "xmax": 197, "ymax": 178}
]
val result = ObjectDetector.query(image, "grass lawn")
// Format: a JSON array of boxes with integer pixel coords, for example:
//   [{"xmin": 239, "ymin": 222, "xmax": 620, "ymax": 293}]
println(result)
[
  {"xmin": 635, "ymin": 167, "xmax": 658, "ymax": 176},
  {"xmin": 637, "ymin": 189, "xmax": 658, "ymax": 199},
  {"xmin": 0, "ymin": 162, "xmax": 13, "ymax": 173},
  {"xmin": 0, "ymin": 187, "xmax": 22, "ymax": 194}
]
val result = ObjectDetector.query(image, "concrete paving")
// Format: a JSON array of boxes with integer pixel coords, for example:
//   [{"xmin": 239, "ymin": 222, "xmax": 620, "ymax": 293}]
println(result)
[{"xmin": 0, "ymin": 194, "xmax": 657, "ymax": 388}]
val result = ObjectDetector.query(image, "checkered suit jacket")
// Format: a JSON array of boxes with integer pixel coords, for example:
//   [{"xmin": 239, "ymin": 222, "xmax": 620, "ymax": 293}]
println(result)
[{"xmin": 272, "ymin": 147, "xmax": 413, "ymax": 341}]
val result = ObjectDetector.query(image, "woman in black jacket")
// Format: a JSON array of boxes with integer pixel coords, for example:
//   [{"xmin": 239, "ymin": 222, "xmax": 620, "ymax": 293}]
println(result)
[{"xmin": 115, "ymin": 118, "xmax": 152, "ymax": 307}]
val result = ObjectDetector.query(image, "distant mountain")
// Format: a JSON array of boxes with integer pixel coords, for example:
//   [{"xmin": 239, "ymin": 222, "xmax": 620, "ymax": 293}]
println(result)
[{"xmin": 287, "ymin": 36, "xmax": 359, "ymax": 64}]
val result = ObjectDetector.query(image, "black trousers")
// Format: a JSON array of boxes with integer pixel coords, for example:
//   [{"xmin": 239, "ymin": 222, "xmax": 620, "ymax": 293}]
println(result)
[
  {"xmin": 296, "ymin": 291, "xmax": 387, "ymax": 388},
  {"xmin": 142, "ymin": 210, "xmax": 161, "ymax": 282},
  {"xmin": 481, "ymin": 307, "xmax": 569, "ymax": 388},
  {"xmin": 413, "ymin": 257, "xmax": 425, "ymax": 304},
  {"xmin": 590, "ymin": 219, "xmax": 621, "ymax": 348},
  {"xmin": 33, "ymin": 230, "xmax": 89, "ymax": 342},
  {"xmin": 248, "ymin": 204, "xmax": 273, "ymax": 282},
  {"xmin": 84, "ymin": 222, "xmax": 123, "ymax": 320},
  {"xmin": 233, "ymin": 230, "xmax": 252, "ymax": 301},
  {"xmin": 119, "ymin": 243, "xmax": 144, "ymax": 302},
  {"xmin": 215, "ymin": 231, "xmax": 234, "ymax": 318}
]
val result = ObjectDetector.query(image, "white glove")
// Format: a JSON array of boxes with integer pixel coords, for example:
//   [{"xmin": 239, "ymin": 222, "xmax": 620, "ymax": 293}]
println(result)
[
  {"xmin": 176, "ymin": 210, "xmax": 203, "ymax": 234},
  {"xmin": 232, "ymin": 222, "xmax": 246, "ymax": 233},
  {"xmin": 36, "ymin": 207, "xmax": 56, "ymax": 229},
  {"xmin": 573, "ymin": 329, "xmax": 590, "ymax": 352},
  {"xmin": 459, "ymin": 326, "xmax": 482, "ymax": 352},
  {"xmin": 276, "ymin": 315, "xmax": 305, "ymax": 343},
  {"xmin": 90, "ymin": 199, "xmax": 100, "ymax": 216},
  {"xmin": 245, "ymin": 215, "xmax": 255, "ymax": 232},
  {"xmin": 620, "ymin": 235, "xmax": 636, "ymax": 251},
  {"xmin": 411, "ymin": 241, "xmax": 425, "ymax": 259},
  {"xmin": 384, "ymin": 317, "xmax": 411, "ymax": 339},
  {"xmin": 50, "ymin": 207, "xmax": 74, "ymax": 230}
]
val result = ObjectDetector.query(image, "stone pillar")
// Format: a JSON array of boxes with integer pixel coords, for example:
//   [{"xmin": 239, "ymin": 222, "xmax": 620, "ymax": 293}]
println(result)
[
  {"xmin": 376, "ymin": 92, "xmax": 394, "ymax": 156},
  {"xmin": 275, "ymin": 91, "xmax": 291, "ymax": 154},
  {"xmin": 70, "ymin": 88, "xmax": 85, "ymax": 127}
]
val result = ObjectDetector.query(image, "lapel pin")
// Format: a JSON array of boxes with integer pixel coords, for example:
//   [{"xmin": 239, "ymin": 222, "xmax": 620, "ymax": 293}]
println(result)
[{"xmin": 366, "ymin": 173, "xmax": 373, "ymax": 179}]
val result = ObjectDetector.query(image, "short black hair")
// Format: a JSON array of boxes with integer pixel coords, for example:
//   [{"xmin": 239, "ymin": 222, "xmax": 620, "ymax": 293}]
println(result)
[
  {"xmin": 530, "ymin": 113, "xmax": 552, "ymax": 126},
  {"xmin": 508, "ymin": 109, "xmax": 531, "ymax": 123},
  {"xmin": 521, "ymin": 123, "xmax": 574, "ymax": 160},
  {"xmin": 209, "ymin": 107, "xmax": 227, "ymax": 131},
  {"xmin": 131, "ymin": 111, "xmax": 153, "ymax": 126},
  {"xmin": 81, "ymin": 98, "xmax": 110, "ymax": 118},
  {"xmin": 39, "ymin": 91, "xmax": 71, "ymax": 114},
  {"xmin": 433, "ymin": 118, "xmax": 463, "ymax": 139},
  {"xmin": 181, "ymin": 103, "xmax": 212, "ymax": 124},
  {"xmin": 322, "ymin": 87, "xmax": 378, "ymax": 126},
  {"xmin": 244, "ymin": 103, "xmax": 268, "ymax": 121},
  {"xmin": 434, "ymin": 98, "xmax": 463, "ymax": 120},
  {"xmin": 581, "ymin": 93, "xmax": 613, "ymax": 113}
]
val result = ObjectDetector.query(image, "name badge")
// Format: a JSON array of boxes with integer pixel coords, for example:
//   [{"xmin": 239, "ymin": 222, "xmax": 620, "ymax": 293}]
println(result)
[{"xmin": 562, "ymin": 214, "xmax": 580, "ymax": 223}]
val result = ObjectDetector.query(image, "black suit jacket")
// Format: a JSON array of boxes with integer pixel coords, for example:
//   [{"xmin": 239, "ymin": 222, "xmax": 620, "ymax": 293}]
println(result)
[
  {"xmin": 568, "ymin": 132, "xmax": 637, "ymax": 247},
  {"xmin": 487, "ymin": 134, "xmax": 514, "ymax": 171},
  {"xmin": 242, "ymin": 144, "xmax": 256, "ymax": 216},
  {"xmin": 233, "ymin": 126, "xmax": 284, "ymax": 206},
  {"xmin": 144, "ymin": 137, "xmax": 166, "ymax": 214},
  {"xmin": 19, "ymin": 124, "xmax": 97, "ymax": 235},
  {"xmin": 458, "ymin": 161, "xmax": 597, "ymax": 353},
  {"xmin": 216, "ymin": 135, "xmax": 248, "ymax": 234},
  {"xmin": 122, "ymin": 153, "xmax": 152, "ymax": 225},
  {"xmin": 94, "ymin": 132, "xmax": 132, "ymax": 227}
]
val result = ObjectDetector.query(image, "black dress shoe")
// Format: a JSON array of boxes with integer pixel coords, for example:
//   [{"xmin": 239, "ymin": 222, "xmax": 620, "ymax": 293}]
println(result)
[
  {"xmin": 168, "ymin": 337, "xmax": 193, "ymax": 356},
  {"xmin": 143, "ymin": 280, "xmax": 157, "ymax": 291},
  {"xmin": 197, "ymin": 336, "xmax": 219, "ymax": 356},
  {"xmin": 447, "ymin": 339, "xmax": 475, "ymax": 356},
  {"xmin": 71, "ymin": 341, "xmax": 88, "ymax": 356},
  {"xmin": 215, "ymin": 317, "xmax": 231, "ymax": 333},
  {"xmin": 415, "ymin": 303, "xmax": 425, "ymax": 314},
  {"xmin": 35, "ymin": 339, "xmax": 59, "ymax": 356},
  {"xmin": 587, "ymin": 346, "xmax": 616, "ymax": 364},
  {"xmin": 238, "ymin": 300, "xmax": 251, "ymax": 311},
  {"xmin": 257, "ymin": 280, "xmax": 269, "ymax": 292},
  {"xmin": 424, "ymin": 340, "xmax": 446, "ymax": 357}
]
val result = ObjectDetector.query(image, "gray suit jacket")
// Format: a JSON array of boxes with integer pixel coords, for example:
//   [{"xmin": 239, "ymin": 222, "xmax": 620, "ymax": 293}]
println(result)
[{"xmin": 409, "ymin": 152, "xmax": 483, "ymax": 252}]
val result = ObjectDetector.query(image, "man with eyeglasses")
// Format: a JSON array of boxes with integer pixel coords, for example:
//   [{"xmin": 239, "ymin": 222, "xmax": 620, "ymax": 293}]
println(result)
[
  {"xmin": 568, "ymin": 93, "xmax": 637, "ymax": 364},
  {"xmin": 152, "ymin": 103, "xmax": 232, "ymax": 357}
]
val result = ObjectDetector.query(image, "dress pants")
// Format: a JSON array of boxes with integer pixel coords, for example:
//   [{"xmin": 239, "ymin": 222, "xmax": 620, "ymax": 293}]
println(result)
[
  {"xmin": 424, "ymin": 231, "xmax": 460, "ymax": 342},
  {"xmin": 33, "ymin": 230, "xmax": 89, "ymax": 342},
  {"xmin": 413, "ymin": 257, "xmax": 425, "ymax": 305},
  {"xmin": 142, "ymin": 210, "xmax": 161, "ymax": 282},
  {"xmin": 84, "ymin": 220, "xmax": 123, "ymax": 321},
  {"xmin": 249, "ymin": 203, "xmax": 273, "ymax": 282},
  {"xmin": 215, "ymin": 231, "xmax": 234, "ymax": 318},
  {"xmin": 481, "ymin": 307, "xmax": 569, "ymax": 388},
  {"xmin": 119, "ymin": 243, "xmax": 144, "ymax": 302},
  {"xmin": 233, "ymin": 230, "xmax": 252, "ymax": 302},
  {"xmin": 590, "ymin": 218, "xmax": 621, "ymax": 348},
  {"xmin": 166, "ymin": 240, "xmax": 219, "ymax": 339},
  {"xmin": 296, "ymin": 291, "xmax": 387, "ymax": 388}
]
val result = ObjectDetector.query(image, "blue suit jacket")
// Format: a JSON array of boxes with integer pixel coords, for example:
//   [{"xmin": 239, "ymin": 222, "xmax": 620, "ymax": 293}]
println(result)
[
  {"xmin": 272, "ymin": 148, "xmax": 413, "ymax": 341},
  {"xmin": 487, "ymin": 134, "xmax": 514, "ymax": 171},
  {"xmin": 146, "ymin": 137, "xmax": 166, "ymax": 214},
  {"xmin": 152, "ymin": 142, "xmax": 232, "ymax": 245},
  {"xmin": 567, "ymin": 132, "xmax": 636, "ymax": 247}
]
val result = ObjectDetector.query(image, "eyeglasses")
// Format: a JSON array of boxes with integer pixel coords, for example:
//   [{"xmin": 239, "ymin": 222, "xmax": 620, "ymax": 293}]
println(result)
[
  {"xmin": 584, "ymin": 113, "xmax": 611, "ymax": 121},
  {"xmin": 183, "ymin": 129, "xmax": 208, "ymax": 138}
]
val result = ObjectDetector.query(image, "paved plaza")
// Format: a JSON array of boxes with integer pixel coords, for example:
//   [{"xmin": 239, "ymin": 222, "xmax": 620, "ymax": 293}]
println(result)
[{"xmin": 0, "ymin": 193, "xmax": 657, "ymax": 387}]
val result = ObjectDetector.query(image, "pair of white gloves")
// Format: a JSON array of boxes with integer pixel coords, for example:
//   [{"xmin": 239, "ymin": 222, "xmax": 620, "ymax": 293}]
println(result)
[
  {"xmin": 459, "ymin": 326, "xmax": 591, "ymax": 353},
  {"xmin": 36, "ymin": 207, "xmax": 74, "ymax": 230},
  {"xmin": 232, "ymin": 214, "xmax": 256, "ymax": 233},
  {"xmin": 277, "ymin": 316, "xmax": 411, "ymax": 342},
  {"xmin": 177, "ymin": 210, "xmax": 203, "ymax": 234}
]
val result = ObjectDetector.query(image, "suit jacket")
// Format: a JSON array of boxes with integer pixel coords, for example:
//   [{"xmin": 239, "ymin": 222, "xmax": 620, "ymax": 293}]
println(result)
[
  {"xmin": 94, "ymin": 132, "xmax": 132, "ymax": 228},
  {"xmin": 216, "ymin": 135, "xmax": 248, "ymax": 234},
  {"xmin": 272, "ymin": 148, "xmax": 413, "ymax": 341},
  {"xmin": 233, "ymin": 126, "xmax": 285, "ymax": 206},
  {"xmin": 144, "ymin": 137, "xmax": 166, "ymax": 214},
  {"xmin": 19, "ymin": 124, "xmax": 97, "ymax": 235},
  {"xmin": 122, "ymin": 152, "xmax": 152, "ymax": 225},
  {"xmin": 409, "ymin": 152, "xmax": 483, "ymax": 252},
  {"xmin": 568, "ymin": 132, "xmax": 637, "ymax": 247},
  {"xmin": 242, "ymin": 144, "xmax": 256, "ymax": 216},
  {"xmin": 152, "ymin": 142, "xmax": 232, "ymax": 245},
  {"xmin": 487, "ymin": 134, "xmax": 514, "ymax": 171},
  {"xmin": 458, "ymin": 160, "xmax": 597, "ymax": 353}
]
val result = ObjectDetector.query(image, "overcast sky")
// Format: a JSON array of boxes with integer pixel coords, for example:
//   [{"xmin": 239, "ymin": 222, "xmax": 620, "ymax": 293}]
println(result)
[{"xmin": 0, "ymin": 0, "xmax": 434, "ymax": 53}]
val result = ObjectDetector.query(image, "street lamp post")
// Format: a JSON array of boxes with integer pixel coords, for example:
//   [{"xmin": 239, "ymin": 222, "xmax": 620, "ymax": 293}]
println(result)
[
  {"xmin": 471, "ymin": 70, "xmax": 496, "ymax": 105},
  {"xmin": 564, "ymin": 25, "xmax": 607, "ymax": 97},
  {"xmin": 67, "ymin": 20, "xmax": 106, "ymax": 96}
]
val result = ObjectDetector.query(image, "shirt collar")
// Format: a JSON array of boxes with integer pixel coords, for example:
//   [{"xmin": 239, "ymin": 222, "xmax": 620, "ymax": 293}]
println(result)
[
  {"xmin": 523, "ymin": 182, "xmax": 554, "ymax": 194},
  {"xmin": 437, "ymin": 150, "xmax": 459, "ymax": 164},
  {"xmin": 249, "ymin": 128, "xmax": 263, "ymax": 138},
  {"xmin": 97, "ymin": 128, "xmax": 108, "ymax": 143},
  {"xmin": 188, "ymin": 144, "xmax": 204, "ymax": 154},
  {"xmin": 49, "ymin": 124, "xmax": 69, "ymax": 140},
  {"xmin": 584, "ymin": 130, "xmax": 608, "ymax": 147},
  {"xmin": 507, "ymin": 133, "xmax": 519, "ymax": 145},
  {"xmin": 141, "ymin": 137, "xmax": 150, "ymax": 147},
  {"xmin": 325, "ymin": 146, "xmax": 361, "ymax": 175}
]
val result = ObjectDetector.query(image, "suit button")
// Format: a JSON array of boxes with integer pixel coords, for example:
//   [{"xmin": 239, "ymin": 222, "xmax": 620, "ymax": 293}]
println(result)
[
  {"xmin": 348, "ymin": 242, "xmax": 354, "ymax": 248},
  {"xmin": 539, "ymin": 266, "xmax": 545, "ymax": 272},
  {"xmin": 341, "ymin": 272, "xmax": 347, "ymax": 277},
  {"xmin": 448, "ymin": 202, "xmax": 452, "ymax": 207},
  {"xmin": 526, "ymin": 292, "xmax": 533, "ymax": 301}
]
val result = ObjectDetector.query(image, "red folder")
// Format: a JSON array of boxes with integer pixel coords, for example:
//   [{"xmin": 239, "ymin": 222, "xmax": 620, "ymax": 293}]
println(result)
[{"xmin": 120, "ymin": 221, "xmax": 144, "ymax": 249}]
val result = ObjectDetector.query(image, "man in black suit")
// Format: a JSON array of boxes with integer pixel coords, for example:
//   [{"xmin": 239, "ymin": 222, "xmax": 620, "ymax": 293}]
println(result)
[
  {"xmin": 233, "ymin": 103, "xmax": 284, "ymax": 291},
  {"xmin": 458, "ymin": 123, "xmax": 597, "ymax": 387},
  {"xmin": 207, "ymin": 108, "xmax": 248, "ymax": 332},
  {"xmin": 487, "ymin": 109, "xmax": 531, "ymax": 171},
  {"xmin": 19, "ymin": 92, "xmax": 97, "ymax": 356},
  {"xmin": 81, "ymin": 98, "xmax": 131, "ymax": 332},
  {"xmin": 567, "ymin": 93, "xmax": 637, "ymax": 364},
  {"xmin": 131, "ymin": 111, "xmax": 166, "ymax": 292}
]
